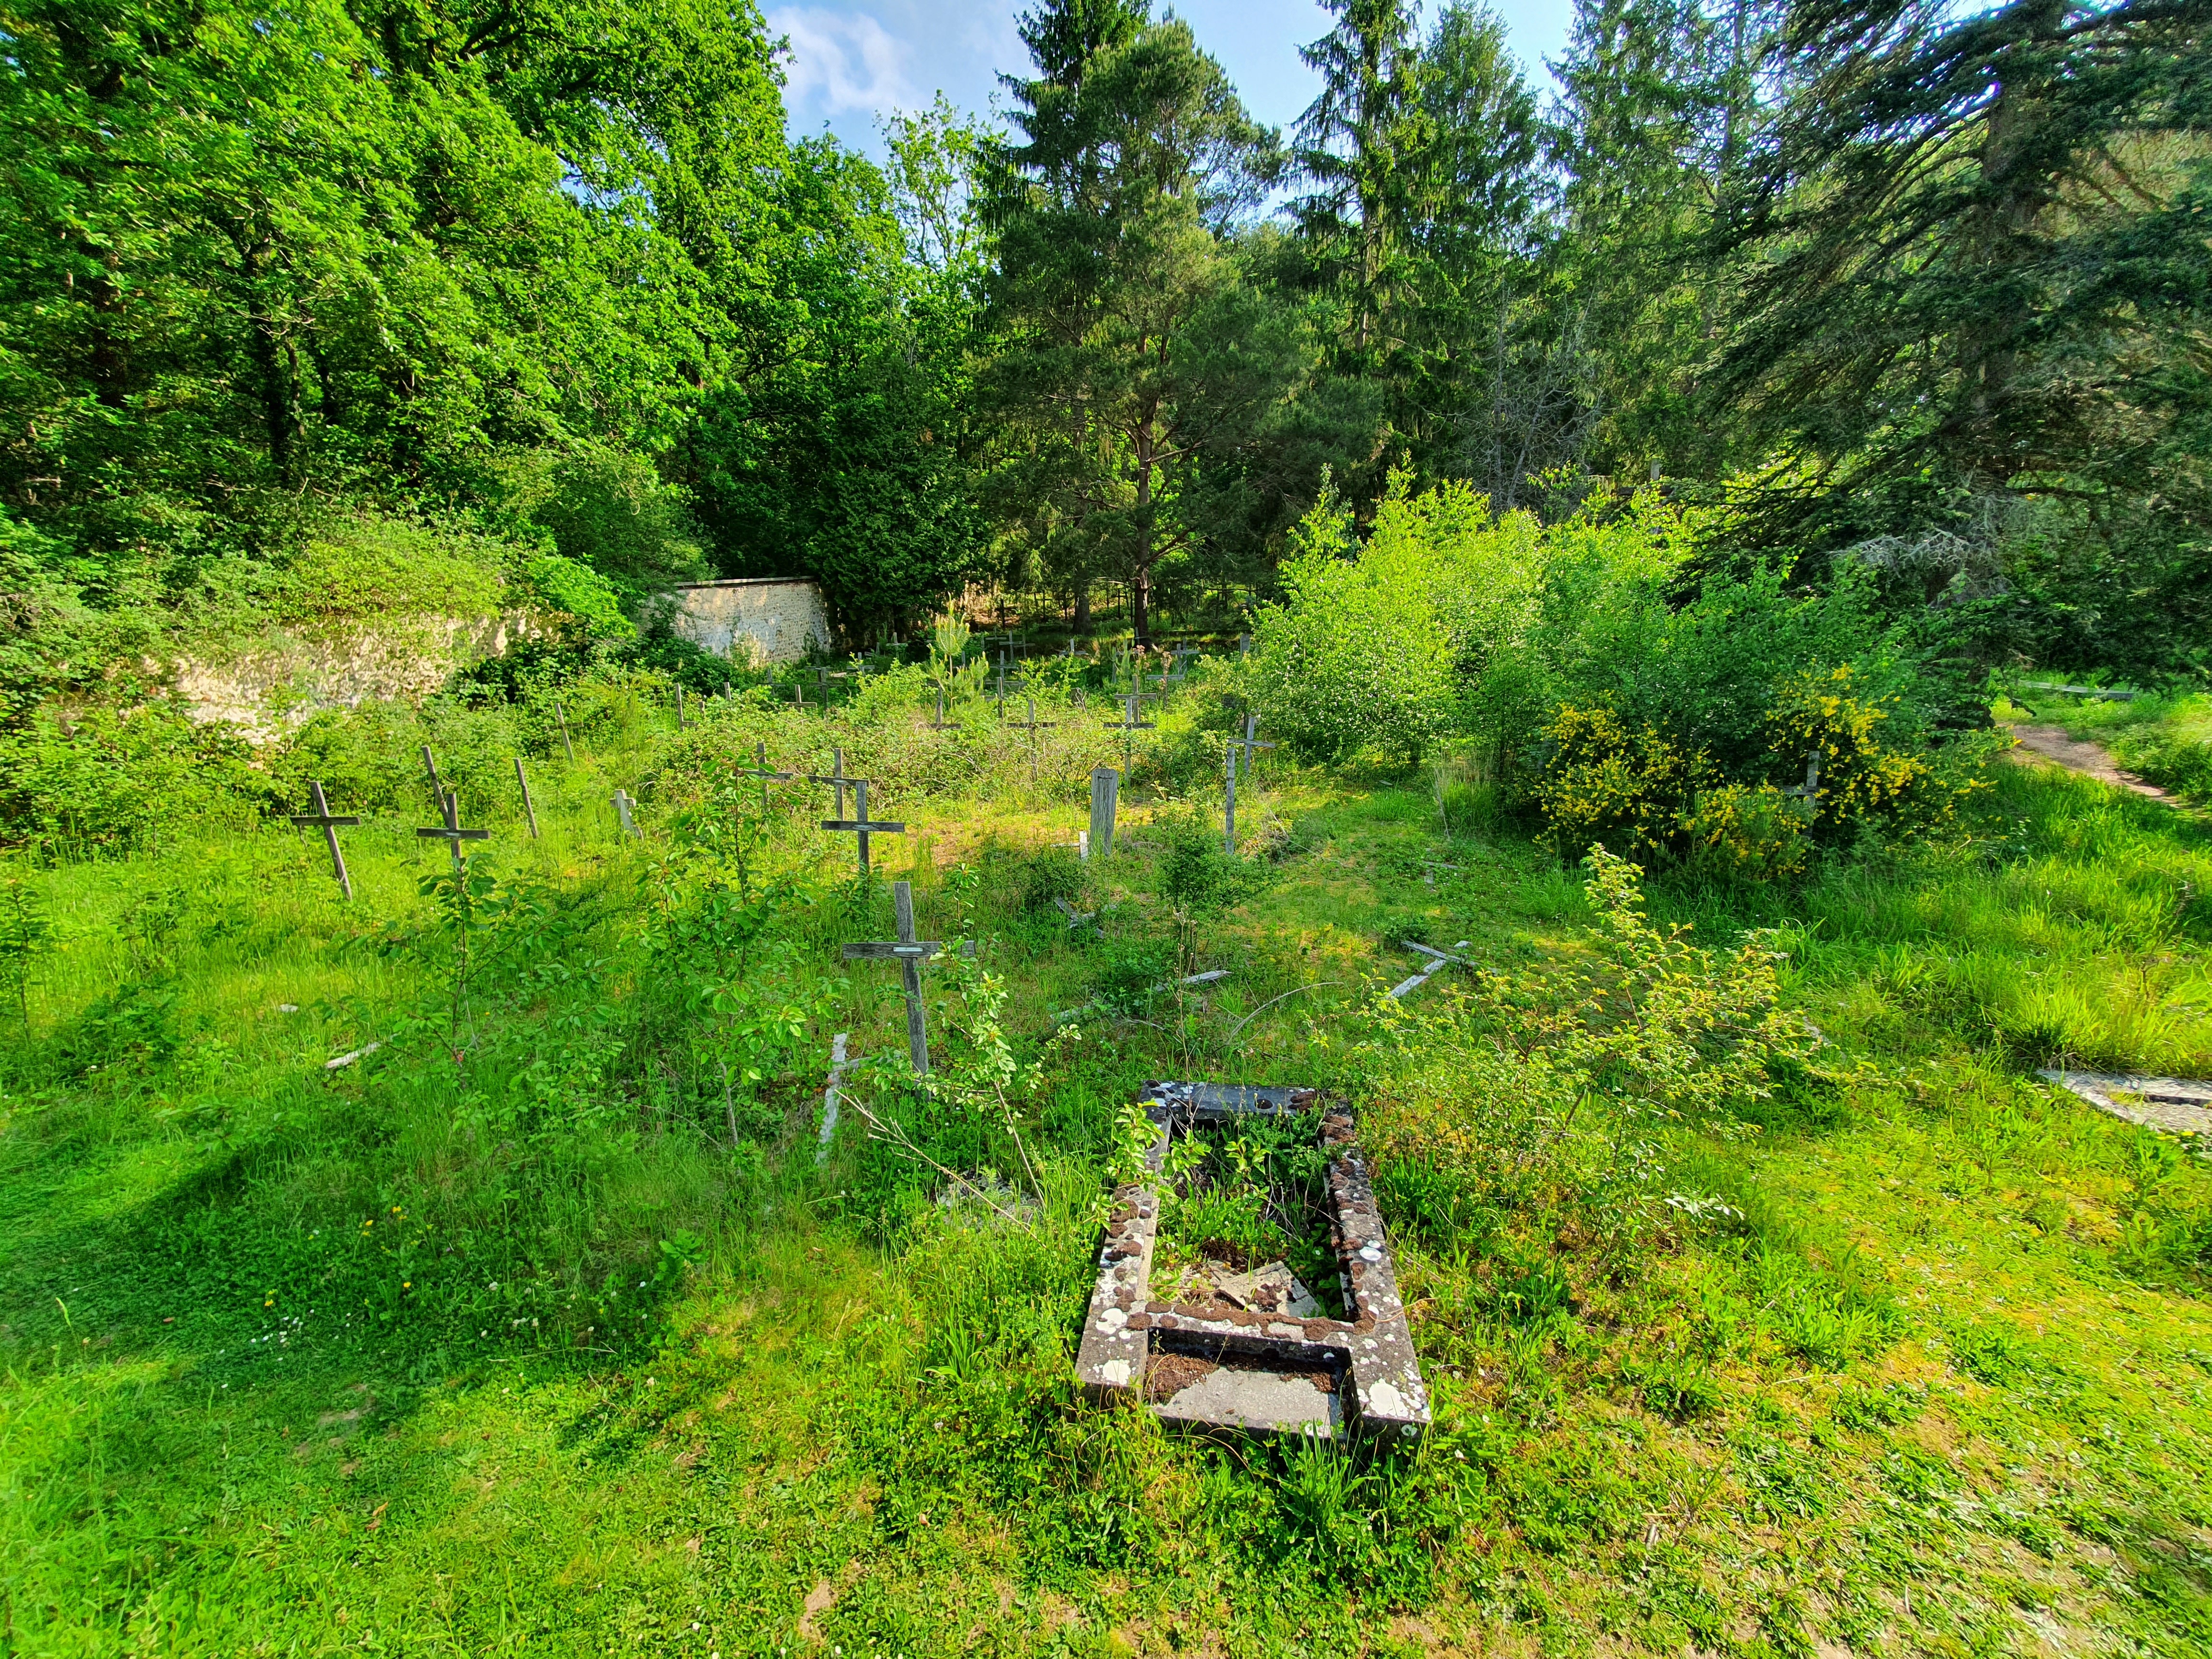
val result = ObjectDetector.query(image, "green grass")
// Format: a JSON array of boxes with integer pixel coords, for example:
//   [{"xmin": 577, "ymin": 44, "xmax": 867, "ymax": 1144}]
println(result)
[{"xmin": 3, "ymin": 689, "xmax": 2211, "ymax": 1655}]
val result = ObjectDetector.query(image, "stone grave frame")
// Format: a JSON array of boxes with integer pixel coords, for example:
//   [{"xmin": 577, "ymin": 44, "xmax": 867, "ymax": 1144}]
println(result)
[{"xmin": 1076, "ymin": 1081, "xmax": 1431, "ymax": 1443}]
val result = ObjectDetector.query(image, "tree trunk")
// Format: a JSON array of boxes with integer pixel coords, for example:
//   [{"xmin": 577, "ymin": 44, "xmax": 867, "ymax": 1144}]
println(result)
[
  {"xmin": 1131, "ymin": 404, "xmax": 1155, "ymax": 644},
  {"xmin": 1073, "ymin": 583, "xmax": 1091, "ymax": 633}
]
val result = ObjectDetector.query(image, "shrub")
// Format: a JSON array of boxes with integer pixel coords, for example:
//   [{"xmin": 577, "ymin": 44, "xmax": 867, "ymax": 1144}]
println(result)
[{"xmin": 1533, "ymin": 701, "xmax": 1695, "ymax": 860}]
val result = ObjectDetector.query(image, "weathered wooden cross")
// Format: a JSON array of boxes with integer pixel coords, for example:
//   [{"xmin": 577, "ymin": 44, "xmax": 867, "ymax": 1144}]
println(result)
[
  {"xmin": 1011, "ymin": 696, "xmax": 1054, "ymax": 782},
  {"xmin": 416, "ymin": 790, "xmax": 491, "ymax": 870},
  {"xmin": 1229, "ymin": 711, "xmax": 1275, "ymax": 780},
  {"xmin": 1113, "ymin": 689, "xmax": 1156, "ymax": 768},
  {"xmin": 820, "ymin": 780, "xmax": 904, "ymax": 878},
  {"xmin": 842, "ymin": 879, "xmax": 968, "ymax": 1078},
  {"xmin": 807, "ymin": 746, "xmax": 862, "ymax": 818},
  {"xmin": 1781, "ymin": 750, "xmax": 1822, "ymax": 801},
  {"xmin": 736, "ymin": 741, "xmax": 797, "ymax": 812},
  {"xmin": 1387, "ymin": 939, "xmax": 1472, "ymax": 1000},
  {"xmin": 290, "ymin": 781, "xmax": 359, "ymax": 899}
]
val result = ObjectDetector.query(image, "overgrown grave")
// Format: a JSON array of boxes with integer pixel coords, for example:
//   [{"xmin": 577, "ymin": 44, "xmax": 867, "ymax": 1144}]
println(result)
[{"xmin": 1078, "ymin": 1082, "xmax": 1431, "ymax": 1442}]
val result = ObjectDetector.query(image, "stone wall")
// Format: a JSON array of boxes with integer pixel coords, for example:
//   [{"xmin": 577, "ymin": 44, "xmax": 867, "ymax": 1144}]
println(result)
[
  {"xmin": 173, "ymin": 613, "xmax": 539, "ymax": 745},
  {"xmin": 669, "ymin": 578, "xmax": 829, "ymax": 665}
]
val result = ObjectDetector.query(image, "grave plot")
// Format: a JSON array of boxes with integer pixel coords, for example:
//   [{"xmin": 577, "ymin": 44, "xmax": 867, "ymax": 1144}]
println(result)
[
  {"xmin": 1077, "ymin": 1082, "xmax": 1431, "ymax": 1443},
  {"xmin": 2042, "ymin": 1069, "xmax": 2212, "ymax": 1139}
]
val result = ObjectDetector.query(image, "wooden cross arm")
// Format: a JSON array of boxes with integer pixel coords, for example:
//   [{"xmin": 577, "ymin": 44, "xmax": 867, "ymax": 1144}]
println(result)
[
  {"xmin": 417, "ymin": 826, "xmax": 492, "ymax": 841},
  {"xmin": 1117, "ymin": 720, "xmax": 1157, "ymax": 731},
  {"xmin": 737, "ymin": 767, "xmax": 798, "ymax": 781},
  {"xmin": 820, "ymin": 819, "xmax": 907, "ymax": 834},
  {"xmin": 1401, "ymin": 940, "xmax": 1474, "ymax": 967},
  {"xmin": 807, "ymin": 771, "xmax": 873, "ymax": 786},
  {"xmin": 292, "ymin": 813, "xmax": 361, "ymax": 827},
  {"xmin": 842, "ymin": 940, "xmax": 977, "ymax": 960}
]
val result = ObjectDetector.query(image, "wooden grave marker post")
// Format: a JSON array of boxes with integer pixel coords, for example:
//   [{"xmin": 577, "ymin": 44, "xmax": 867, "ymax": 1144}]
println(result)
[
  {"xmin": 420, "ymin": 745, "xmax": 445, "ymax": 812},
  {"xmin": 290, "ymin": 781, "xmax": 360, "ymax": 899},
  {"xmin": 1089, "ymin": 767, "xmax": 1119, "ymax": 859},
  {"xmin": 675, "ymin": 685, "xmax": 686, "ymax": 731},
  {"xmin": 820, "ymin": 780, "xmax": 905, "ymax": 880},
  {"xmin": 553, "ymin": 700, "xmax": 575, "ymax": 761},
  {"xmin": 929, "ymin": 686, "xmax": 954, "ymax": 730},
  {"xmin": 416, "ymin": 791, "xmax": 491, "ymax": 870},
  {"xmin": 1224, "ymin": 741, "xmax": 1238, "ymax": 855},
  {"xmin": 514, "ymin": 757, "xmax": 541, "ymax": 839}
]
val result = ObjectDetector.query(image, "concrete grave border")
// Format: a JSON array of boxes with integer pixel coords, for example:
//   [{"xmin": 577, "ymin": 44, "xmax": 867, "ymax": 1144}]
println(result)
[
  {"xmin": 1076, "ymin": 1081, "xmax": 1431, "ymax": 1442},
  {"xmin": 2042, "ymin": 1070, "xmax": 2212, "ymax": 1139}
]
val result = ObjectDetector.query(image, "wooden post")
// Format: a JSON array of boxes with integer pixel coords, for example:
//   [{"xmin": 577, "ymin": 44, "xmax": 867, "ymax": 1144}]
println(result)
[
  {"xmin": 553, "ymin": 700, "xmax": 575, "ymax": 761},
  {"xmin": 675, "ymin": 685, "xmax": 685, "ymax": 731},
  {"xmin": 1225, "ymin": 740, "xmax": 1237, "ymax": 855},
  {"xmin": 515, "ymin": 757, "xmax": 540, "ymax": 839},
  {"xmin": 611, "ymin": 789, "xmax": 639, "ymax": 838},
  {"xmin": 1090, "ymin": 767, "xmax": 1119, "ymax": 859},
  {"xmin": 421, "ymin": 745, "xmax": 444, "ymax": 812}
]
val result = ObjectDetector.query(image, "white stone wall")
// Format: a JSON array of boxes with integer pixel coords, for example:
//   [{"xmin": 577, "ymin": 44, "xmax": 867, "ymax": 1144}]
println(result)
[
  {"xmin": 670, "ymin": 579, "xmax": 830, "ymax": 665},
  {"xmin": 172, "ymin": 613, "xmax": 541, "ymax": 745}
]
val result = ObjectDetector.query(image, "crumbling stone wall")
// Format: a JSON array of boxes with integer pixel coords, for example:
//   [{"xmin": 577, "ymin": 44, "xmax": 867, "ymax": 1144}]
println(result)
[{"xmin": 670, "ymin": 579, "xmax": 829, "ymax": 665}]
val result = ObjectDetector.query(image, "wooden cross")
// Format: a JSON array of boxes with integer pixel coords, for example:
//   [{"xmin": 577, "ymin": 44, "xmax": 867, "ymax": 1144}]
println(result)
[
  {"xmin": 416, "ymin": 790, "xmax": 490, "ymax": 869},
  {"xmin": 290, "ymin": 781, "xmax": 359, "ymax": 899},
  {"xmin": 807, "ymin": 746, "xmax": 864, "ymax": 819},
  {"xmin": 1387, "ymin": 939, "xmax": 1472, "ymax": 1000},
  {"xmin": 1229, "ymin": 712, "xmax": 1276, "ymax": 780},
  {"xmin": 514, "ymin": 757, "xmax": 540, "ymax": 839},
  {"xmin": 791, "ymin": 683, "xmax": 807, "ymax": 709},
  {"xmin": 737, "ymin": 741, "xmax": 797, "ymax": 812},
  {"xmin": 1113, "ymin": 691, "xmax": 1155, "ymax": 768},
  {"xmin": 1782, "ymin": 750, "xmax": 1822, "ymax": 800},
  {"xmin": 842, "ymin": 880, "xmax": 966, "ymax": 1078},
  {"xmin": 674, "ymin": 685, "xmax": 686, "ymax": 731},
  {"xmin": 993, "ymin": 655, "xmax": 1010, "ymax": 715},
  {"xmin": 611, "ymin": 788, "xmax": 640, "ymax": 838},
  {"xmin": 553, "ymin": 700, "xmax": 576, "ymax": 761},
  {"xmin": 820, "ymin": 780, "xmax": 904, "ymax": 878},
  {"xmin": 1010, "ymin": 696, "xmax": 1054, "ymax": 782}
]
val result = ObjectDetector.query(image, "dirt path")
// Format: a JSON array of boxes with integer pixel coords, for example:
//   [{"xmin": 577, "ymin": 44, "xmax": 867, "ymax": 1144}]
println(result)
[{"xmin": 2006, "ymin": 723, "xmax": 2174, "ymax": 802}]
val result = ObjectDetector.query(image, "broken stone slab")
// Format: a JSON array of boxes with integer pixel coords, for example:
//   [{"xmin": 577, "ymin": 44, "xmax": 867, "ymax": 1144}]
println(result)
[
  {"xmin": 2042, "ymin": 1070, "xmax": 2212, "ymax": 1139},
  {"xmin": 1075, "ymin": 1080, "xmax": 1431, "ymax": 1443}
]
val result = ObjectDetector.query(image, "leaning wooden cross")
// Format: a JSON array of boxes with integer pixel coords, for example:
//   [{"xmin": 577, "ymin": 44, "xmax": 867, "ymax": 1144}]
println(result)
[
  {"xmin": 290, "ymin": 781, "xmax": 359, "ymax": 899},
  {"xmin": 842, "ymin": 879, "xmax": 968, "ymax": 1078},
  {"xmin": 416, "ymin": 791, "xmax": 490, "ymax": 870},
  {"xmin": 820, "ymin": 780, "xmax": 904, "ymax": 878}
]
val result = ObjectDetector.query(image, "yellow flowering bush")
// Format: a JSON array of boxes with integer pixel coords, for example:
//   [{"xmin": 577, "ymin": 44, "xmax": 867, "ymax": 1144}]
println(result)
[
  {"xmin": 1533, "ymin": 701, "xmax": 1697, "ymax": 860},
  {"xmin": 1681, "ymin": 783, "xmax": 1811, "ymax": 880},
  {"xmin": 1764, "ymin": 665, "xmax": 1938, "ymax": 840}
]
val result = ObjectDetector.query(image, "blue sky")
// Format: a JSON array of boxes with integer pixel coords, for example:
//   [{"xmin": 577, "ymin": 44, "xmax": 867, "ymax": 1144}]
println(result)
[{"xmin": 769, "ymin": 0, "xmax": 1578, "ymax": 158}]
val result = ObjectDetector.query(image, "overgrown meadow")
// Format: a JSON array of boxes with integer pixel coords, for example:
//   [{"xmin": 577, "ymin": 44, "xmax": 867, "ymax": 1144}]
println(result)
[{"xmin": 3, "ymin": 627, "xmax": 2210, "ymax": 1654}]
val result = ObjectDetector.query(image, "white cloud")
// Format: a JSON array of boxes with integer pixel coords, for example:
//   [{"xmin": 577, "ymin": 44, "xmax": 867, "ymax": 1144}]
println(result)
[{"xmin": 769, "ymin": 7, "xmax": 916, "ymax": 121}]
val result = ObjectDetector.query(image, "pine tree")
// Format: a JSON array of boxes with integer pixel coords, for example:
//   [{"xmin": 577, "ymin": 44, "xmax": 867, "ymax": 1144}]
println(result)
[{"xmin": 981, "ymin": 0, "xmax": 1297, "ymax": 639}]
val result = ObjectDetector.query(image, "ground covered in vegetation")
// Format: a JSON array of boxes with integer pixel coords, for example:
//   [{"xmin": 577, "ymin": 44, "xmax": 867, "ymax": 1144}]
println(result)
[{"xmin": 3, "ymin": 676, "xmax": 2210, "ymax": 1657}]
